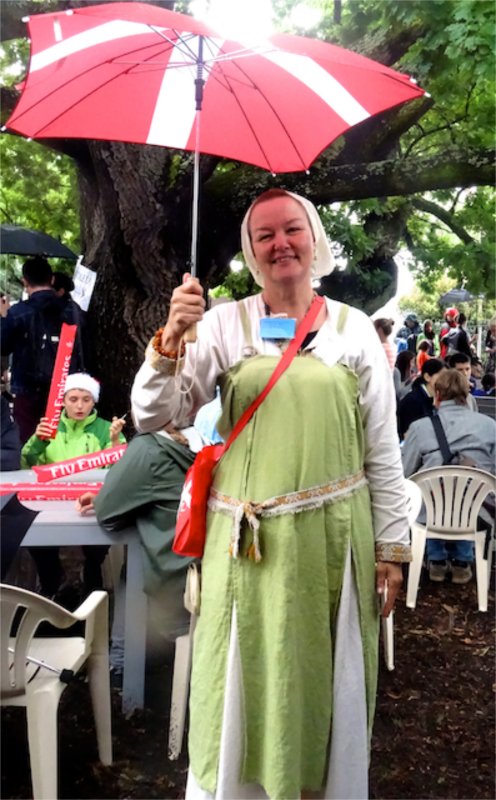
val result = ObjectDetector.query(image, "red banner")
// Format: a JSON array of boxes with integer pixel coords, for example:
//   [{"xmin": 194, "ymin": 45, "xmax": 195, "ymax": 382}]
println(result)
[
  {"xmin": 0, "ymin": 482, "xmax": 103, "ymax": 500},
  {"xmin": 32, "ymin": 444, "xmax": 127, "ymax": 483},
  {"xmin": 44, "ymin": 323, "xmax": 77, "ymax": 438}
]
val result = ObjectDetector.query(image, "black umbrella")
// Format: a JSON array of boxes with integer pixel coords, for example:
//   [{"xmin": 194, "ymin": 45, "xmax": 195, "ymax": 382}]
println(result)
[
  {"xmin": 0, "ymin": 224, "xmax": 77, "ymax": 259},
  {"xmin": 439, "ymin": 288, "xmax": 474, "ymax": 306}
]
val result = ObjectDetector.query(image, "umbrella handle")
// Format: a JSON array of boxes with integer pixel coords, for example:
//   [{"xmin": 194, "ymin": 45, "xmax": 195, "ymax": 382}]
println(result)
[
  {"xmin": 181, "ymin": 274, "xmax": 200, "ymax": 343},
  {"xmin": 183, "ymin": 323, "xmax": 197, "ymax": 343}
]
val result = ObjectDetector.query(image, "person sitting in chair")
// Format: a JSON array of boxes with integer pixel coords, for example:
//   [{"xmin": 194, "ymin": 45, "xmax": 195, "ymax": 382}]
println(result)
[{"xmin": 402, "ymin": 369, "xmax": 495, "ymax": 584}]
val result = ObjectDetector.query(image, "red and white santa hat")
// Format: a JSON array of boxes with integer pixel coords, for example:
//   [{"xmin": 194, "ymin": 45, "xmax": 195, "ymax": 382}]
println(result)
[{"xmin": 64, "ymin": 373, "xmax": 100, "ymax": 403}]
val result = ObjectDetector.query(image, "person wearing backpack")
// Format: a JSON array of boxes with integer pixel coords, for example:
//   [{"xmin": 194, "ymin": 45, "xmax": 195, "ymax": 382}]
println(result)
[
  {"xmin": 402, "ymin": 369, "xmax": 495, "ymax": 584},
  {"xmin": 21, "ymin": 372, "xmax": 126, "ymax": 598},
  {"xmin": 439, "ymin": 307, "xmax": 459, "ymax": 360},
  {"xmin": 0, "ymin": 256, "xmax": 85, "ymax": 443}
]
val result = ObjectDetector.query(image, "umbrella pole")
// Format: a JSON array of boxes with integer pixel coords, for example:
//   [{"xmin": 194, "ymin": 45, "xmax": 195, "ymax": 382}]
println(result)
[
  {"xmin": 190, "ymin": 36, "xmax": 205, "ymax": 281},
  {"xmin": 190, "ymin": 129, "xmax": 200, "ymax": 279},
  {"xmin": 184, "ymin": 38, "xmax": 205, "ymax": 345}
]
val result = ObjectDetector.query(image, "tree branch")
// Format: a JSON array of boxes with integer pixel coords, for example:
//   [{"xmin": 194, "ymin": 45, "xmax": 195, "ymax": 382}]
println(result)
[
  {"xmin": 411, "ymin": 198, "xmax": 474, "ymax": 244},
  {"xmin": 209, "ymin": 147, "xmax": 495, "ymax": 205}
]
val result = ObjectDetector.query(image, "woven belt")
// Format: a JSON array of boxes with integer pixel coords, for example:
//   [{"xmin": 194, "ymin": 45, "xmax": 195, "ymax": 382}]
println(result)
[{"xmin": 209, "ymin": 469, "xmax": 367, "ymax": 562}]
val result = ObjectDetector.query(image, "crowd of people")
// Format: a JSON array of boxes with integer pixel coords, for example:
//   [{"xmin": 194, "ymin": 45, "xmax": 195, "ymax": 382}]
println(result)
[
  {"xmin": 1, "ymin": 195, "xmax": 495, "ymax": 800},
  {"xmin": 374, "ymin": 308, "xmax": 495, "ymax": 587}
]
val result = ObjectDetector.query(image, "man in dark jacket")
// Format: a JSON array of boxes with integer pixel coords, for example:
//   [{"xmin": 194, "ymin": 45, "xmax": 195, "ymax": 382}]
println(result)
[
  {"xmin": 0, "ymin": 256, "xmax": 84, "ymax": 442},
  {"xmin": 0, "ymin": 395, "xmax": 21, "ymax": 471}
]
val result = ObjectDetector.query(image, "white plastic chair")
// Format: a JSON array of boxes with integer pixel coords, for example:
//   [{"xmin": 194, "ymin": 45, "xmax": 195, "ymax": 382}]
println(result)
[
  {"xmin": 381, "ymin": 478, "xmax": 423, "ymax": 671},
  {"xmin": 406, "ymin": 466, "xmax": 496, "ymax": 612},
  {"xmin": 1, "ymin": 584, "xmax": 112, "ymax": 799}
]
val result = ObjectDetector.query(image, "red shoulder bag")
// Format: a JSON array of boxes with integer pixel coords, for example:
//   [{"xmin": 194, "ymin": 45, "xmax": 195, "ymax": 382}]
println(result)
[{"xmin": 173, "ymin": 295, "xmax": 324, "ymax": 558}]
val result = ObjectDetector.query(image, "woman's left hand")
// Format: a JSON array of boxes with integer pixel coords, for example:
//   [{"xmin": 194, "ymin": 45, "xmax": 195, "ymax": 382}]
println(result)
[
  {"xmin": 110, "ymin": 415, "xmax": 126, "ymax": 446},
  {"xmin": 376, "ymin": 561, "xmax": 403, "ymax": 617}
]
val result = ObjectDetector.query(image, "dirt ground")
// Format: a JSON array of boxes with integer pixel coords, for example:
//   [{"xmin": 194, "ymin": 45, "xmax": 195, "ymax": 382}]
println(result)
[{"xmin": 2, "ymin": 560, "xmax": 495, "ymax": 800}]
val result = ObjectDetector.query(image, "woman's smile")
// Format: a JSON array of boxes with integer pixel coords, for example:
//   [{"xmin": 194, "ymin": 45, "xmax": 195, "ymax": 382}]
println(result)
[{"xmin": 249, "ymin": 196, "xmax": 314, "ymax": 288}]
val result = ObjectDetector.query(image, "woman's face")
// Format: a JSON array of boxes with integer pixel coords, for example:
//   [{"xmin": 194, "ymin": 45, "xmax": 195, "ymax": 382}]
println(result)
[
  {"xmin": 64, "ymin": 389, "xmax": 94, "ymax": 421},
  {"xmin": 424, "ymin": 367, "xmax": 445, "ymax": 395},
  {"xmin": 249, "ymin": 196, "xmax": 314, "ymax": 290}
]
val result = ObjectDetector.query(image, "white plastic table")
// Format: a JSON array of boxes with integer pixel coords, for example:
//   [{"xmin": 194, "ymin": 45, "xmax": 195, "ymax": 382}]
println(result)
[{"xmin": 1, "ymin": 469, "xmax": 147, "ymax": 713}]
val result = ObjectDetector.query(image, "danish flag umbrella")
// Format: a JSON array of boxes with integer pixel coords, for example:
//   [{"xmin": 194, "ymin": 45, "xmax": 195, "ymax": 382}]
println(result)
[{"xmin": 5, "ymin": 2, "xmax": 425, "ymax": 274}]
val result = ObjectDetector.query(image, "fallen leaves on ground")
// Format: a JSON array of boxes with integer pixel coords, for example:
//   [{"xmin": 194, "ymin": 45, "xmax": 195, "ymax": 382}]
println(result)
[{"xmin": 2, "ymin": 567, "xmax": 494, "ymax": 799}]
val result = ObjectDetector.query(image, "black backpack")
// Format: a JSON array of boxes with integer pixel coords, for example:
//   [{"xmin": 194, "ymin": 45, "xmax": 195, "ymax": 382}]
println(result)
[{"xmin": 23, "ymin": 295, "xmax": 83, "ymax": 388}]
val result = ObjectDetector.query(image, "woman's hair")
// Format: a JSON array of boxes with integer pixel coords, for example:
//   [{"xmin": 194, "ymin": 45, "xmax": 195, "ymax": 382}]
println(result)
[
  {"xmin": 458, "ymin": 312, "xmax": 467, "ymax": 325},
  {"xmin": 374, "ymin": 318, "xmax": 394, "ymax": 337},
  {"xmin": 413, "ymin": 357, "xmax": 445, "ymax": 387},
  {"xmin": 435, "ymin": 369, "xmax": 469, "ymax": 405},
  {"xmin": 395, "ymin": 350, "xmax": 415, "ymax": 381},
  {"xmin": 482, "ymin": 372, "xmax": 495, "ymax": 391},
  {"xmin": 53, "ymin": 271, "xmax": 75, "ymax": 294},
  {"xmin": 422, "ymin": 319, "xmax": 434, "ymax": 339}
]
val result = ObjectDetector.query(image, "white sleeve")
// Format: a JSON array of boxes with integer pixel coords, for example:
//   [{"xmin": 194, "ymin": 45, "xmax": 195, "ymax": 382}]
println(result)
[
  {"xmin": 343, "ymin": 308, "xmax": 410, "ymax": 560},
  {"xmin": 131, "ymin": 305, "xmax": 231, "ymax": 433}
]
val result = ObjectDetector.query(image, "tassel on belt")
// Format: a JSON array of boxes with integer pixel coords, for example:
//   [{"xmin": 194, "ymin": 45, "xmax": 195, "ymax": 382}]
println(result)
[{"xmin": 208, "ymin": 469, "xmax": 367, "ymax": 563}]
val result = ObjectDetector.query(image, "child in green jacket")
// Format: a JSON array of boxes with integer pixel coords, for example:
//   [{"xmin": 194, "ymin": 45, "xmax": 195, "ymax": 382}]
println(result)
[{"xmin": 22, "ymin": 372, "xmax": 126, "ymax": 598}]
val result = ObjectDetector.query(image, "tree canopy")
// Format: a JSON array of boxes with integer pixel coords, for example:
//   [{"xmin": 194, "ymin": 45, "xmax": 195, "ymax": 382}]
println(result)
[{"xmin": 1, "ymin": 0, "xmax": 494, "ymax": 414}]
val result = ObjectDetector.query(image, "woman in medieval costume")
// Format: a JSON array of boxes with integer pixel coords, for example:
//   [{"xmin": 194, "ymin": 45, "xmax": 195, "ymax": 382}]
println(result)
[{"xmin": 131, "ymin": 189, "xmax": 411, "ymax": 800}]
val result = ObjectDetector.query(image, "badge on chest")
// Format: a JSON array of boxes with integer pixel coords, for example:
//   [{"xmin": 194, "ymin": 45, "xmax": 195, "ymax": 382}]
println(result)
[{"xmin": 260, "ymin": 316, "xmax": 296, "ymax": 340}]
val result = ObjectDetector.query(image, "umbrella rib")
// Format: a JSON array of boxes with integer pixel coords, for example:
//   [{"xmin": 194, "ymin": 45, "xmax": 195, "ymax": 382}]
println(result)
[
  {"xmin": 8, "ymin": 38, "xmax": 183, "ymax": 136},
  {"xmin": 201, "ymin": 59, "xmax": 308, "ymax": 172},
  {"xmin": 11, "ymin": 31, "xmax": 227, "ymax": 134}
]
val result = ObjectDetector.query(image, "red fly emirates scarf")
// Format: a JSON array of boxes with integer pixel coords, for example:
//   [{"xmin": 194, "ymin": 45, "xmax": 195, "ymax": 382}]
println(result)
[
  {"xmin": 32, "ymin": 444, "xmax": 127, "ymax": 482},
  {"xmin": 0, "ymin": 482, "xmax": 103, "ymax": 500},
  {"xmin": 44, "ymin": 323, "xmax": 77, "ymax": 438}
]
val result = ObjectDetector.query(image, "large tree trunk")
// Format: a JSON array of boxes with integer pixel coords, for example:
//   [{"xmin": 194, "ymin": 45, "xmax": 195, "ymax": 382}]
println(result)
[
  {"xmin": 78, "ymin": 141, "xmax": 242, "ymax": 419},
  {"xmin": 2, "ymin": 1, "xmax": 494, "ymax": 417}
]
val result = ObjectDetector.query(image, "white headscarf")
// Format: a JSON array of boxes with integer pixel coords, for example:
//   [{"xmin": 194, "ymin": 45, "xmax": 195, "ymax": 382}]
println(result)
[
  {"xmin": 240, "ymin": 190, "xmax": 334, "ymax": 288},
  {"xmin": 64, "ymin": 373, "xmax": 100, "ymax": 403}
]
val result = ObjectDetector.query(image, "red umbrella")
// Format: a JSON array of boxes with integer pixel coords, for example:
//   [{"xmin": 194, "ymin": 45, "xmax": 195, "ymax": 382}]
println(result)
[{"xmin": 6, "ymin": 2, "xmax": 425, "ymax": 273}]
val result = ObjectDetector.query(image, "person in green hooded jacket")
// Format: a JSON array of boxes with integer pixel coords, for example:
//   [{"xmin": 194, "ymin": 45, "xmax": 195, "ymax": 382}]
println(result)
[{"xmin": 21, "ymin": 372, "xmax": 126, "ymax": 597}]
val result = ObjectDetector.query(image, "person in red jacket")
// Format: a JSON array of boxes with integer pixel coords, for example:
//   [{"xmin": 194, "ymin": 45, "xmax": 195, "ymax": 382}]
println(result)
[{"xmin": 439, "ymin": 307, "xmax": 459, "ymax": 360}]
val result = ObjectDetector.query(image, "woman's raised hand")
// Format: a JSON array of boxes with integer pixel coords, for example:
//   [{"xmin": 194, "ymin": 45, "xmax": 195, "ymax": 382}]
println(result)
[
  {"xmin": 161, "ymin": 273, "xmax": 205, "ymax": 351},
  {"xmin": 35, "ymin": 417, "xmax": 52, "ymax": 441}
]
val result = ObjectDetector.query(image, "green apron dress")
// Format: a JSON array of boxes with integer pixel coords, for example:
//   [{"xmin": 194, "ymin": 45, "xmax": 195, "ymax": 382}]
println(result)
[{"xmin": 188, "ymin": 315, "xmax": 379, "ymax": 800}]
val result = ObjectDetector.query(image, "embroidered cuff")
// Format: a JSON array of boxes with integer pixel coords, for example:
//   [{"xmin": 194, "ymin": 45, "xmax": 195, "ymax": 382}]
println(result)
[
  {"xmin": 375, "ymin": 542, "xmax": 412, "ymax": 563},
  {"xmin": 145, "ymin": 339, "xmax": 185, "ymax": 375}
]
